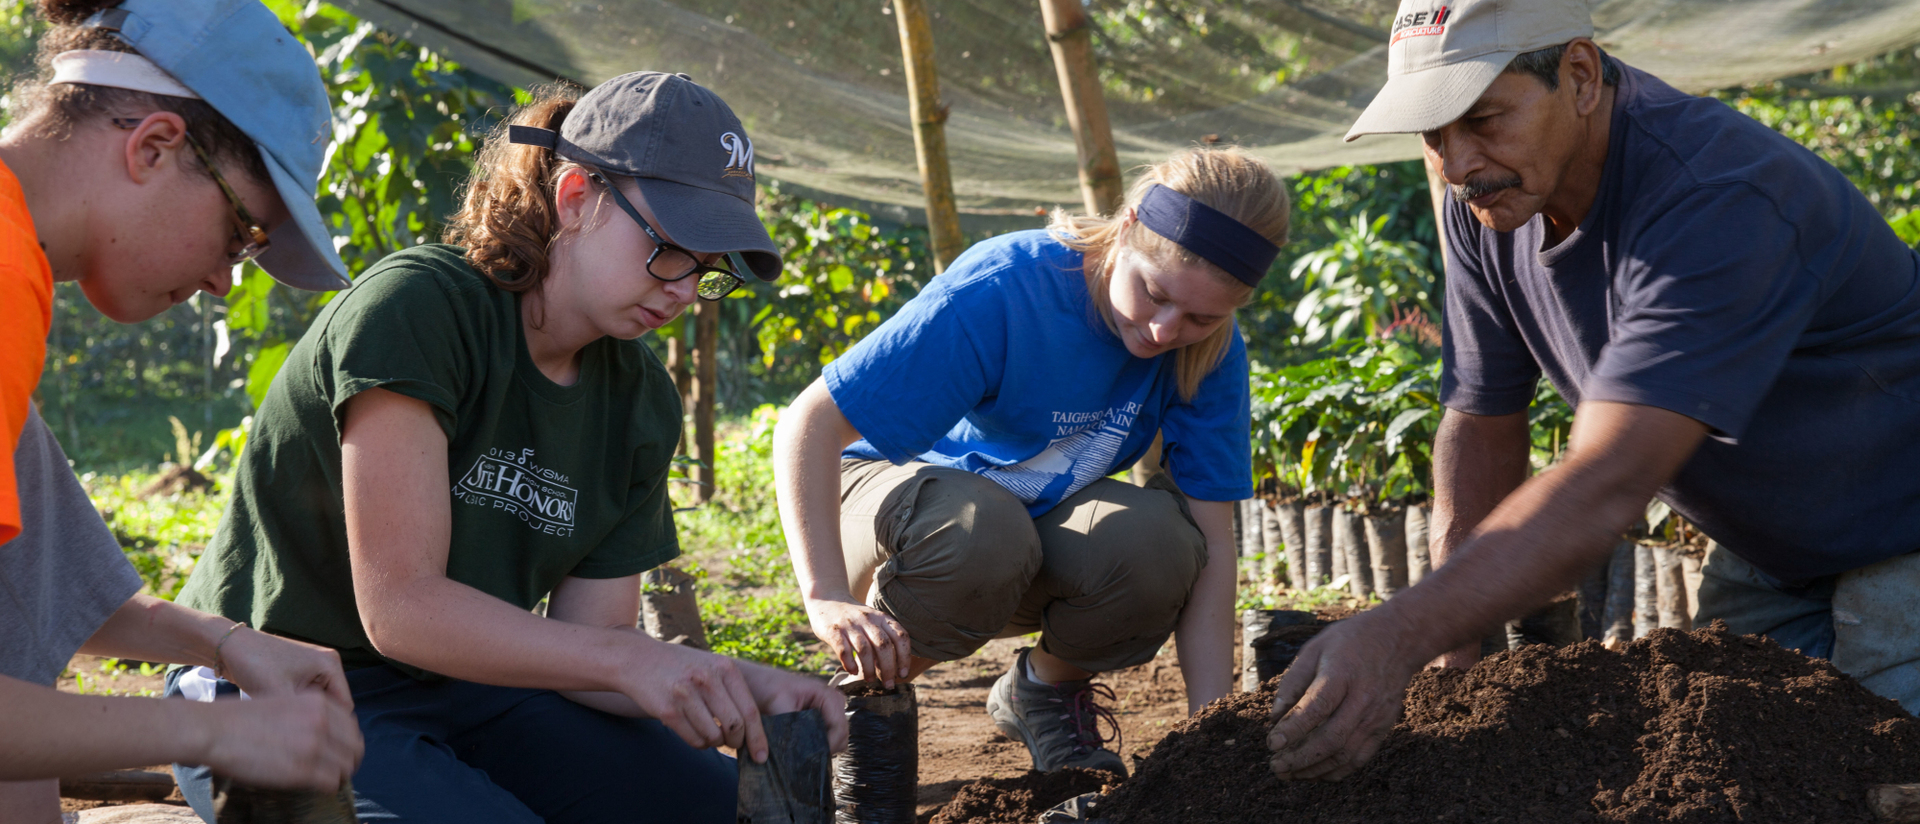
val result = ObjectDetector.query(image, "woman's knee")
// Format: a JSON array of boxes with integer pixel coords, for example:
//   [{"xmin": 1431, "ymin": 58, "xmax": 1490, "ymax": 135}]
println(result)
[
  {"xmin": 871, "ymin": 471, "xmax": 1042, "ymax": 659},
  {"xmin": 1046, "ymin": 481, "xmax": 1207, "ymax": 605}
]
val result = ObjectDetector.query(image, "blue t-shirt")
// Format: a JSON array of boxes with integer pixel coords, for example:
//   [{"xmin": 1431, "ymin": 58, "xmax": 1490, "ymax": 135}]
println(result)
[
  {"xmin": 826, "ymin": 230, "xmax": 1253, "ymax": 516},
  {"xmin": 1442, "ymin": 60, "xmax": 1920, "ymax": 585}
]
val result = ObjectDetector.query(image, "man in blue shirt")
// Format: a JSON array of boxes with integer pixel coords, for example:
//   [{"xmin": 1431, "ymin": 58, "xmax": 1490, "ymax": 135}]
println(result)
[{"xmin": 1267, "ymin": 0, "xmax": 1920, "ymax": 781}]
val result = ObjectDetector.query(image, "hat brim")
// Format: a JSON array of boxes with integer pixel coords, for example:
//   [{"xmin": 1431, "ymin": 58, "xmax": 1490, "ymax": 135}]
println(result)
[
  {"xmin": 252, "ymin": 149, "xmax": 352, "ymax": 291},
  {"xmin": 636, "ymin": 177, "xmax": 783, "ymax": 283},
  {"xmin": 1344, "ymin": 53, "xmax": 1513, "ymax": 142}
]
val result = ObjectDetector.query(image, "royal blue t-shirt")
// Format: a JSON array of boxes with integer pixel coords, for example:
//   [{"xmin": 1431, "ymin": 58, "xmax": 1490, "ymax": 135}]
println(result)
[
  {"xmin": 826, "ymin": 230, "xmax": 1253, "ymax": 516},
  {"xmin": 1442, "ymin": 60, "xmax": 1920, "ymax": 585}
]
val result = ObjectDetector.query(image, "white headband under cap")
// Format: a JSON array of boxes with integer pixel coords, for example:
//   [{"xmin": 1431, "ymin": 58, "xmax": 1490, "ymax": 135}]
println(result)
[{"xmin": 49, "ymin": 50, "xmax": 200, "ymax": 99}]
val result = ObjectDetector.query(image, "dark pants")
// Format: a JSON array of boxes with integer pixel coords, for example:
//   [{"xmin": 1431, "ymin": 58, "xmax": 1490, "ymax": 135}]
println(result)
[{"xmin": 166, "ymin": 664, "xmax": 737, "ymax": 824}]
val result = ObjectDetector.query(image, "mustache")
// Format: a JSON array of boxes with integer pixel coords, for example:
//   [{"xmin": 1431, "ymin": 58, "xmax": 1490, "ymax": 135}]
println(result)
[{"xmin": 1452, "ymin": 175, "xmax": 1523, "ymax": 203}]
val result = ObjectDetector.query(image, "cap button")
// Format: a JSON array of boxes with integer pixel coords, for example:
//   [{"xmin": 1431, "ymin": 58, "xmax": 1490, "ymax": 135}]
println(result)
[{"xmin": 675, "ymin": 72, "xmax": 693, "ymax": 81}]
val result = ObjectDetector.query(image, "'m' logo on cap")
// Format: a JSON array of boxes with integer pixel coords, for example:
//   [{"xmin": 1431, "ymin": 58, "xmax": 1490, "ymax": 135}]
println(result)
[
  {"xmin": 721, "ymin": 132, "xmax": 754, "ymax": 180},
  {"xmin": 1390, "ymin": 5, "xmax": 1451, "ymax": 44}
]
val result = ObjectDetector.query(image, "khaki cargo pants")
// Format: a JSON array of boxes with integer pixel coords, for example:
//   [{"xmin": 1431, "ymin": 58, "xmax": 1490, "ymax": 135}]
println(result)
[{"xmin": 838, "ymin": 459, "xmax": 1209, "ymax": 673}]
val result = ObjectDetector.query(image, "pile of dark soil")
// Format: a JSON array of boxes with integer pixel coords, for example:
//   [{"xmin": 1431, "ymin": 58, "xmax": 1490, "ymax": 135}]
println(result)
[
  {"xmin": 1098, "ymin": 624, "xmax": 1920, "ymax": 824},
  {"xmin": 925, "ymin": 768, "xmax": 1121, "ymax": 824}
]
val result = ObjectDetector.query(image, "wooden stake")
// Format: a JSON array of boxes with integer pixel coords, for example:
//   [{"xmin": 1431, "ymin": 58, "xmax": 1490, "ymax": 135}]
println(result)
[
  {"xmin": 59, "ymin": 770, "xmax": 175, "ymax": 801},
  {"xmin": 690, "ymin": 301, "xmax": 718, "ymax": 504},
  {"xmin": 1039, "ymin": 0, "xmax": 1124, "ymax": 216},
  {"xmin": 665, "ymin": 334, "xmax": 689, "ymax": 456},
  {"xmin": 891, "ymin": 0, "xmax": 965, "ymax": 272}
]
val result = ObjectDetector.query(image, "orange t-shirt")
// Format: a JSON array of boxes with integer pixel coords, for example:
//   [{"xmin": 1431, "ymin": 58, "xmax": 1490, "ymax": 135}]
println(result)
[{"xmin": 0, "ymin": 156, "xmax": 52, "ymax": 546}]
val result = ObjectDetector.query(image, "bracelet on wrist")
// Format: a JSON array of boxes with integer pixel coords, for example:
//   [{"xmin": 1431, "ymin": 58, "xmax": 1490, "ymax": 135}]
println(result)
[{"xmin": 212, "ymin": 621, "xmax": 247, "ymax": 680}]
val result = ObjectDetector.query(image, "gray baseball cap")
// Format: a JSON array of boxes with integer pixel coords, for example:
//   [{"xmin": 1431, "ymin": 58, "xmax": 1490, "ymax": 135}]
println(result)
[
  {"xmin": 1345, "ymin": 0, "xmax": 1593, "ymax": 141},
  {"xmin": 511, "ymin": 71, "xmax": 782, "ymax": 282},
  {"xmin": 84, "ymin": 0, "xmax": 349, "ymax": 291}
]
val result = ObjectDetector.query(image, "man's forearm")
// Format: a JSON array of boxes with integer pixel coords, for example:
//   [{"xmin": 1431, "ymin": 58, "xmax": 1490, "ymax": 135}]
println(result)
[
  {"xmin": 1430, "ymin": 409, "xmax": 1531, "ymax": 569},
  {"xmin": 1383, "ymin": 402, "xmax": 1708, "ymax": 667},
  {"xmin": 1426, "ymin": 409, "xmax": 1532, "ymax": 664}
]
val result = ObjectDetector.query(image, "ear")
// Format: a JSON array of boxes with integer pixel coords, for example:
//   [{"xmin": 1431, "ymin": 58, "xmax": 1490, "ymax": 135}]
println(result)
[
  {"xmin": 120, "ymin": 111, "xmax": 190, "ymax": 185},
  {"xmin": 1564, "ymin": 38, "xmax": 1607, "ymax": 118},
  {"xmin": 552, "ymin": 166, "xmax": 602, "ymax": 231}
]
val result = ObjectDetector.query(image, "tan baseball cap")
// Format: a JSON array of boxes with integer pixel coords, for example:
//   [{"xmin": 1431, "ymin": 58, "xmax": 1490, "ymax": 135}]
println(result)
[{"xmin": 1344, "ymin": 0, "xmax": 1593, "ymax": 142}]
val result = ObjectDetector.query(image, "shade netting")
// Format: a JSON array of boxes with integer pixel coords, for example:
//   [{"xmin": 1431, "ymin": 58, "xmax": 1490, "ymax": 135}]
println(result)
[{"xmin": 337, "ymin": 0, "xmax": 1920, "ymax": 220}]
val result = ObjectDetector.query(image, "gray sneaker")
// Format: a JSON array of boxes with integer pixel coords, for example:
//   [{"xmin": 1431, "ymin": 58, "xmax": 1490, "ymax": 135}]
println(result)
[{"xmin": 986, "ymin": 647, "xmax": 1126, "ymax": 776}]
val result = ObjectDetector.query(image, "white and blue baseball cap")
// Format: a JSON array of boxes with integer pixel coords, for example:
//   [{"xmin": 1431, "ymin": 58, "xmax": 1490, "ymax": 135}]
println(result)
[{"xmin": 51, "ymin": 1, "xmax": 347, "ymax": 291}]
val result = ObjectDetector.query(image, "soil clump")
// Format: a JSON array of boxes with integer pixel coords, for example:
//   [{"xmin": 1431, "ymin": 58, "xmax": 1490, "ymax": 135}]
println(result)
[
  {"xmin": 926, "ymin": 768, "xmax": 1121, "ymax": 824},
  {"xmin": 1098, "ymin": 624, "xmax": 1920, "ymax": 824}
]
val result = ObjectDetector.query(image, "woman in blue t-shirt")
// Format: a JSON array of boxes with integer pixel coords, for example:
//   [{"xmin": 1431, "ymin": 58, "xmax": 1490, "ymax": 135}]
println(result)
[{"xmin": 774, "ymin": 147, "xmax": 1286, "ymax": 774}]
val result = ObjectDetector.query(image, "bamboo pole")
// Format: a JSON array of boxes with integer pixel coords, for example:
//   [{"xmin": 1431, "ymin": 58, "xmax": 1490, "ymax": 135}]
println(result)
[
  {"xmin": 665, "ymin": 333, "xmax": 689, "ymax": 456},
  {"xmin": 1039, "ymin": 0, "xmax": 1124, "ymax": 216},
  {"xmin": 891, "ymin": 0, "xmax": 965, "ymax": 272},
  {"xmin": 690, "ymin": 302, "xmax": 717, "ymax": 504}
]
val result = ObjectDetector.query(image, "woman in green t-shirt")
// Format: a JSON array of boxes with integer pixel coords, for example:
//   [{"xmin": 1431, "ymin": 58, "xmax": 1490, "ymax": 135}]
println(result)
[{"xmin": 169, "ymin": 74, "xmax": 846, "ymax": 823}]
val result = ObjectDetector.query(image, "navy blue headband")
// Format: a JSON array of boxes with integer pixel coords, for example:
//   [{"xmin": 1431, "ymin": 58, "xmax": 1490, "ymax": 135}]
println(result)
[{"xmin": 1134, "ymin": 184, "xmax": 1279, "ymax": 287}]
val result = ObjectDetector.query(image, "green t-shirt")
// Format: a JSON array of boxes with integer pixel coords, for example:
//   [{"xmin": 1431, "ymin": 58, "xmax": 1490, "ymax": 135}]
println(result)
[{"xmin": 176, "ymin": 244, "xmax": 682, "ymax": 678}]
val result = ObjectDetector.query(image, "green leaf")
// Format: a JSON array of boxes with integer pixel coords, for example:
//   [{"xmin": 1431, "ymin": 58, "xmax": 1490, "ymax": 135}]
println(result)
[
  {"xmin": 246, "ymin": 342, "xmax": 291, "ymax": 410},
  {"xmin": 1384, "ymin": 408, "xmax": 1431, "ymax": 448}
]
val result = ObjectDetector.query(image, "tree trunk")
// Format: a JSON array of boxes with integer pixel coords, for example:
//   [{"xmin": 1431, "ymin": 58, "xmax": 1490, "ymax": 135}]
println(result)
[
  {"xmin": 891, "ymin": 0, "xmax": 964, "ymax": 271},
  {"xmin": 690, "ymin": 302, "xmax": 718, "ymax": 504},
  {"xmin": 1037, "ymin": 0, "xmax": 1123, "ymax": 216},
  {"xmin": 1405, "ymin": 503, "xmax": 1431, "ymax": 584}
]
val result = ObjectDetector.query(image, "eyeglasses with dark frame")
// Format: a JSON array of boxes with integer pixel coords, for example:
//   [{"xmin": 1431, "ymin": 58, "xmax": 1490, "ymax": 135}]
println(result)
[
  {"xmin": 112, "ymin": 117, "xmax": 271, "ymax": 265},
  {"xmin": 586, "ymin": 171, "xmax": 748, "ymax": 301}
]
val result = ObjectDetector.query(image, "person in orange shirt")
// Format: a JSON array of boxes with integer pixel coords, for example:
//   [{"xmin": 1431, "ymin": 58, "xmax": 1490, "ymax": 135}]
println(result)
[{"xmin": 0, "ymin": 1, "xmax": 366, "ymax": 820}]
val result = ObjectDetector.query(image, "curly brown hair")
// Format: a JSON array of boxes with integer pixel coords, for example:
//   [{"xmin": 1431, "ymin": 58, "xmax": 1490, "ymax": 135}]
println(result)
[{"xmin": 440, "ymin": 82, "xmax": 595, "ymax": 293}]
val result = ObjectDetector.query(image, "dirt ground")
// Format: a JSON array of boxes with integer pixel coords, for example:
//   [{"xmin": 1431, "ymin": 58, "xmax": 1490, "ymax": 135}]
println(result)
[
  {"xmin": 908, "ymin": 636, "xmax": 1193, "ymax": 820},
  {"xmin": 1098, "ymin": 624, "xmax": 1920, "ymax": 824}
]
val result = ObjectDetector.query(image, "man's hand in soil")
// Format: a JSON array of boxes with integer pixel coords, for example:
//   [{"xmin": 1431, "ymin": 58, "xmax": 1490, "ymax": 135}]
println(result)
[
  {"xmin": 218, "ymin": 628, "xmax": 353, "ymax": 708},
  {"xmin": 197, "ymin": 691, "xmax": 363, "ymax": 791},
  {"xmin": 1265, "ymin": 609, "xmax": 1422, "ymax": 781},
  {"xmin": 1267, "ymin": 402, "xmax": 1709, "ymax": 780},
  {"xmin": 806, "ymin": 597, "xmax": 911, "ymax": 688},
  {"xmin": 738, "ymin": 660, "xmax": 852, "ymax": 753}
]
